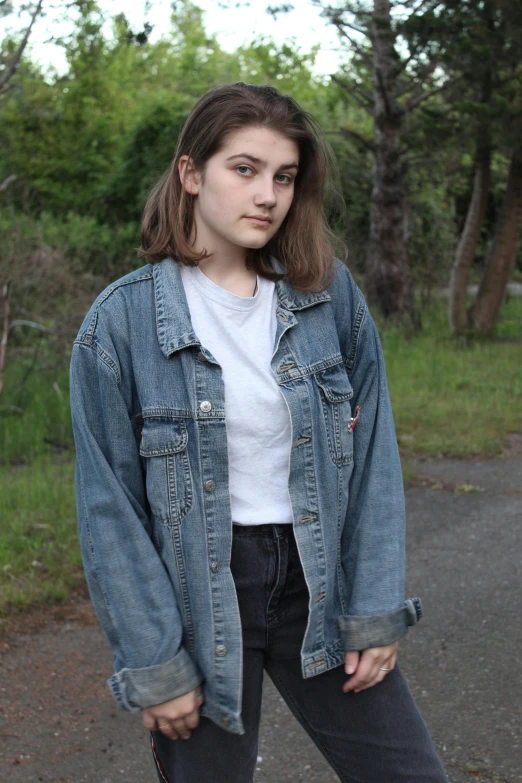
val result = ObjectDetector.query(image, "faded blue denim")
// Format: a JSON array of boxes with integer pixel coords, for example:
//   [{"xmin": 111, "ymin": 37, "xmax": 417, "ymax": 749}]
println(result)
[{"xmin": 69, "ymin": 256, "xmax": 423, "ymax": 735}]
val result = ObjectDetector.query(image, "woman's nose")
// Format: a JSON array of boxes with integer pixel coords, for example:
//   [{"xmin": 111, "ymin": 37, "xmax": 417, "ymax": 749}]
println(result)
[{"xmin": 254, "ymin": 176, "xmax": 277, "ymax": 207}]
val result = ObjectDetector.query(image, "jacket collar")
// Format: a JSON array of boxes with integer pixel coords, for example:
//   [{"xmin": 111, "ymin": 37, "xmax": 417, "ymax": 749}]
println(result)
[{"xmin": 153, "ymin": 256, "xmax": 331, "ymax": 358}]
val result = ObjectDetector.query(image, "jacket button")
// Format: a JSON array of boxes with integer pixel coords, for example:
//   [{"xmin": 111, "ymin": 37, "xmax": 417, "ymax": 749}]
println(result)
[
  {"xmin": 210, "ymin": 562, "xmax": 219, "ymax": 572},
  {"xmin": 215, "ymin": 645, "xmax": 227, "ymax": 656},
  {"xmin": 200, "ymin": 400, "xmax": 212, "ymax": 412},
  {"xmin": 204, "ymin": 480, "xmax": 216, "ymax": 492}
]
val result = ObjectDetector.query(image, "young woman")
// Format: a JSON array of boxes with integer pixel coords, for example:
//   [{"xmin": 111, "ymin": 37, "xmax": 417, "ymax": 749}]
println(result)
[{"xmin": 70, "ymin": 83, "xmax": 448, "ymax": 782}]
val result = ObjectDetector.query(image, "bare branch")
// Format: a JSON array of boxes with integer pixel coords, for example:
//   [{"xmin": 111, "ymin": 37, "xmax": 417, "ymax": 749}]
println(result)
[
  {"xmin": 330, "ymin": 74, "xmax": 374, "ymax": 113},
  {"xmin": 9, "ymin": 319, "xmax": 56, "ymax": 333},
  {"xmin": 351, "ymin": 80, "xmax": 374, "ymax": 107},
  {"xmin": 328, "ymin": 13, "xmax": 366, "ymax": 36},
  {"xmin": 0, "ymin": 283, "xmax": 10, "ymax": 397},
  {"xmin": 0, "ymin": 0, "xmax": 44, "ymax": 94},
  {"xmin": 393, "ymin": 42, "xmax": 422, "ymax": 78},
  {"xmin": 0, "ymin": 174, "xmax": 17, "ymax": 193},
  {"xmin": 339, "ymin": 126, "xmax": 375, "ymax": 152},
  {"xmin": 395, "ymin": 58, "xmax": 441, "ymax": 99},
  {"xmin": 401, "ymin": 75, "xmax": 461, "ymax": 114},
  {"xmin": 326, "ymin": 12, "xmax": 373, "ymax": 70},
  {"xmin": 330, "ymin": 73, "xmax": 373, "ymax": 109},
  {"xmin": 337, "ymin": 30, "xmax": 373, "ymax": 70}
]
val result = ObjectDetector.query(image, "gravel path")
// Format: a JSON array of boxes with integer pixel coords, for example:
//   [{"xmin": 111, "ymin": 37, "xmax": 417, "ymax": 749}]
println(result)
[{"xmin": 1, "ymin": 454, "xmax": 521, "ymax": 783}]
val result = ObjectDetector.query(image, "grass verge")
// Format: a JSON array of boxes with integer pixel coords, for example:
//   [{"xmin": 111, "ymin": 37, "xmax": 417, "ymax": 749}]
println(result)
[
  {"xmin": 382, "ymin": 297, "xmax": 522, "ymax": 458},
  {"xmin": 0, "ymin": 458, "xmax": 84, "ymax": 617}
]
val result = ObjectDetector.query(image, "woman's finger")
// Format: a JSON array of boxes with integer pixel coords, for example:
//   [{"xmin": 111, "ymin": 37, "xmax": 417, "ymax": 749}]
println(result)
[
  {"xmin": 171, "ymin": 717, "xmax": 192, "ymax": 739},
  {"xmin": 344, "ymin": 650, "xmax": 360, "ymax": 675},
  {"xmin": 156, "ymin": 722, "xmax": 180, "ymax": 740},
  {"xmin": 344, "ymin": 653, "xmax": 392, "ymax": 693},
  {"xmin": 343, "ymin": 652, "xmax": 375, "ymax": 692},
  {"xmin": 184, "ymin": 709, "xmax": 201, "ymax": 731},
  {"xmin": 352, "ymin": 668, "xmax": 387, "ymax": 693},
  {"xmin": 353, "ymin": 655, "xmax": 395, "ymax": 693}
]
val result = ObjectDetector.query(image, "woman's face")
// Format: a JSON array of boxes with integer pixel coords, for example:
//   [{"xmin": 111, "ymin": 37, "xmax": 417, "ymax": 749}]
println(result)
[{"xmin": 179, "ymin": 126, "xmax": 299, "ymax": 261}]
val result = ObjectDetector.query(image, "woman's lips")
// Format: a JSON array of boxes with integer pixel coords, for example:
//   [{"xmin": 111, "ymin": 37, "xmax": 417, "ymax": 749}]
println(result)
[{"xmin": 244, "ymin": 216, "xmax": 271, "ymax": 226}]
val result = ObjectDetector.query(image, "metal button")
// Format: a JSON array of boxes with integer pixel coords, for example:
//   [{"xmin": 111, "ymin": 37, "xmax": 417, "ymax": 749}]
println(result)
[
  {"xmin": 204, "ymin": 480, "xmax": 216, "ymax": 492},
  {"xmin": 215, "ymin": 645, "xmax": 227, "ymax": 657},
  {"xmin": 210, "ymin": 562, "xmax": 219, "ymax": 573},
  {"xmin": 200, "ymin": 400, "xmax": 212, "ymax": 412}
]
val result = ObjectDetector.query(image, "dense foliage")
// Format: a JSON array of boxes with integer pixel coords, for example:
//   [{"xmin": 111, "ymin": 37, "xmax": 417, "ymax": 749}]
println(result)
[{"xmin": 1, "ymin": 0, "xmax": 520, "ymax": 332}]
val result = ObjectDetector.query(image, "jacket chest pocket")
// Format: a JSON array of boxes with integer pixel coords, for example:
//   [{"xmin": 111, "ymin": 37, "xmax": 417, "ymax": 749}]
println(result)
[
  {"xmin": 313, "ymin": 364, "xmax": 354, "ymax": 467},
  {"xmin": 139, "ymin": 418, "xmax": 193, "ymax": 524}
]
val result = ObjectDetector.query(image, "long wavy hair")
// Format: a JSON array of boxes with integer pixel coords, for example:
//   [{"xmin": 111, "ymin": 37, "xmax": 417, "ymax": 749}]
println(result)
[{"xmin": 139, "ymin": 83, "xmax": 345, "ymax": 292}]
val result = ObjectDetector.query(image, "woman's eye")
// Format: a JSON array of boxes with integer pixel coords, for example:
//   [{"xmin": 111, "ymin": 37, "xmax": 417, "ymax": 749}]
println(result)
[
  {"xmin": 276, "ymin": 174, "xmax": 292, "ymax": 184},
  {"xmin": 236, "ymin": 165, "xmax": 253, "ymax": 176}
]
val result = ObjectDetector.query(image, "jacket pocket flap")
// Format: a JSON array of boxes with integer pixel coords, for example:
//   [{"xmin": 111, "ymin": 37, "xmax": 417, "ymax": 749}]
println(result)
[
  {"xmin": 139, "ymin": 418, "xmax": 188, "ymax": 456},
  {"xmin": 313, "ymin": 364, "xmax": 353, "ymax": 403}
]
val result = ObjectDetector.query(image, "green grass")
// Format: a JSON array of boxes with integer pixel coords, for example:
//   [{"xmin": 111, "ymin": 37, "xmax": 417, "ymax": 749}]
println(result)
[
  {"xmin": 0, "ymin": 295, "xmax": 521, "ymax": 613},
  {"xmin": 382, "ymin": 297, "xmax": 522, "ymax": 458},
  {"xmin": 0, "ymin": 458, "xmax": 84, "ymax": 615},
  {"xmin": 0, "ymin": 366, "xmax": 73, "ymax": 464}
]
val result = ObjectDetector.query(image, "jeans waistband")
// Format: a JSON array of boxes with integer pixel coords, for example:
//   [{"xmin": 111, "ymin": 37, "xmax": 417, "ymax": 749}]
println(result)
[{"xmin": 232, "ymin": 522, "xmax": 293, "ymax": 538}]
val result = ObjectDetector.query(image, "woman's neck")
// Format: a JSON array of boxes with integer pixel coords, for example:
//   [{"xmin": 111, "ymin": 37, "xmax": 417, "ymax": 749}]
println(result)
[{"xmin": 198, "ymin": 256, "xmax": 257, "ymax": 297}]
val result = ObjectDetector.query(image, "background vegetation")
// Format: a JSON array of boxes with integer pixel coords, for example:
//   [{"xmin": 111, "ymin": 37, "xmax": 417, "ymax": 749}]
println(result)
[{"xmin": 1, "ymin": 0, "xmax": 521, "ymax": 615}]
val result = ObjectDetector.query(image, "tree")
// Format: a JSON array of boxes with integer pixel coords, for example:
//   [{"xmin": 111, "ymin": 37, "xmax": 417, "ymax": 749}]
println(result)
[
  {"xmin": 270, "ymin": 1, "xmax": 455, "ymax": 327},
  {"xmin": 1, "ymin": 0, "xmax": 44, "ymax": 193},
  {"xmin": 0, "ymin": 0, "xmax": 45, "ymax": 96},
  {"xmin": 470, "ymin": 147, "xmax": 522, "ymax": 336},
  {"xmin": 410, "ymin": 0, "xmax": 522, "ymax": 336}
]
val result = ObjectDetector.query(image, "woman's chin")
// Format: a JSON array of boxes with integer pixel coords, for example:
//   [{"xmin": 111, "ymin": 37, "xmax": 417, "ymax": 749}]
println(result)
[{"xmin": 242, "ymin": 236, "xmax": 271, "ymax": 250}]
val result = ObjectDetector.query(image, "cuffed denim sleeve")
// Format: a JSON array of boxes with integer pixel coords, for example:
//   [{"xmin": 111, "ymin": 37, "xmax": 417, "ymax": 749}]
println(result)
[
  {"xmin": 335, "ymin": 271, "xmax": 422, "ymax": 650},
  {"xmin": 339, "ymin": 597, "xmax": 423, "ymax": 651},
  {"xmin": 70, "ymin": 340, "xmax": 202, "ymax": 711}
]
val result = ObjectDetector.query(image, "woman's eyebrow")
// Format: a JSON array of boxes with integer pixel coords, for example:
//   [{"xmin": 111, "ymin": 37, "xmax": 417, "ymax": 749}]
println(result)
[{"xmin": 225, "ymin": 153, "xmax": 299, "ymax": 169}]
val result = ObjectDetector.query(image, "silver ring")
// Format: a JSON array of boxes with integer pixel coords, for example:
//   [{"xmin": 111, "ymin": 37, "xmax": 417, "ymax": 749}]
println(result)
[{"xmin": 379, "ymin": 667, "xmax": 390, "ymax": 671}]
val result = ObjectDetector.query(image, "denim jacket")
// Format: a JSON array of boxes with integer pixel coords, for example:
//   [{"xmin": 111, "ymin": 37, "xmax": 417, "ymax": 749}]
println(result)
[{"xmin": 69, "ymin": 255, "xmax": 422, "ymax": 735}]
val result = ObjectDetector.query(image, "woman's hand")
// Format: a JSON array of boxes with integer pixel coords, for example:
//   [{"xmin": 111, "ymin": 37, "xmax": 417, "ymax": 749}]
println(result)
[
  {"xmin": 342, "ymin": 641, "xmax": 398, "ymax": 694},
  {"xmin": 142, "ymin": 688, "xmax": 204, "ymax": 740}
]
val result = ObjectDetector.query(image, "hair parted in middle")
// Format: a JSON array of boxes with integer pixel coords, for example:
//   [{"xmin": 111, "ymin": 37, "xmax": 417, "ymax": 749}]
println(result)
[{"xmin": 139, "ymin": 82, "xmax": 346, "ymax": 292}]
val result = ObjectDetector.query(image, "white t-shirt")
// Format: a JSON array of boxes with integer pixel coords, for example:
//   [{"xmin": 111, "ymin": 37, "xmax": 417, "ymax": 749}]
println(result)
[{"xmin": 179, "ymin": 263, "xmax": 293, "ymax": 525}]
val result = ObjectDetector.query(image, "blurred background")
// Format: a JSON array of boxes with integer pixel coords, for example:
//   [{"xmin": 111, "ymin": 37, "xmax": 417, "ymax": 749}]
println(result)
[{"xmin": 1, "ymin": 0, "xmax": 521, "ymax": 631}]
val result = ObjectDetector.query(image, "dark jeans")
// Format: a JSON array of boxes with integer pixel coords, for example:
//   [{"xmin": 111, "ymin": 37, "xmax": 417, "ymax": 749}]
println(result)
[{"xmin": 151, "ymin": 523, "xmax": 448, "ymax": 783}]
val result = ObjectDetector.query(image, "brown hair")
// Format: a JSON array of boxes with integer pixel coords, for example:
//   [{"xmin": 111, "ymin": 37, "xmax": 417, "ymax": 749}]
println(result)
[{"xmin": 139, "ymin": 83, "xmax": 345, "ymax": 292}]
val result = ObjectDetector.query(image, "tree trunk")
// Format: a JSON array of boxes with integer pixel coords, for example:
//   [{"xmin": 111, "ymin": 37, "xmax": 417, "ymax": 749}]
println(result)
[
  {"xmin": 470, "ymin": 147, "xmax": 522, "ymax": 337},
  {"xmin": 365, "ymin": 0, "xmax": 417, "ymax": 326},
  {"xmin": 448, "ymin": 138, "xmax": 491, "ymax": 335}
]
